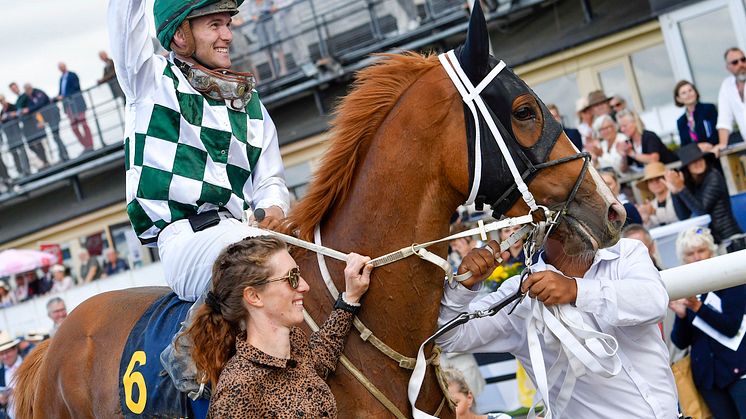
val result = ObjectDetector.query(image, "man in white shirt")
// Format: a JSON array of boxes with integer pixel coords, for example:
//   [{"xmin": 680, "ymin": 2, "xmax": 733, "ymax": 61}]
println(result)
[
  {"xmin": 438, "ymin": 237, "xmax": 678, "ymax": 418},
  {"xmin": 716, "ymin": 47, "xmax": 746, "ymax": 155}
]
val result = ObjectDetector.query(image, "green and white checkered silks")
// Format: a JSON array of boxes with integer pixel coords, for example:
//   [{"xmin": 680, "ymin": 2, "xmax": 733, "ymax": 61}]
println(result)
[{"xmin": 124, "ymin": 61, "xmax": 264, "ymax": 245}]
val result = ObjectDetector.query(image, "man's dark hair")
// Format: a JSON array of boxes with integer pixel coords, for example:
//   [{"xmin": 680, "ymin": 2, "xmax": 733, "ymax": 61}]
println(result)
[
  {"xmin": 724, "ymin": 47, "xmax": 743, "ymax": 60},
  {"xmin": 673, "ymin": 80, "xmax": 699, "ymax": 107},
  {"xmin": 8, "ymin": 82, "xmax": 17, "ymax": 88}
]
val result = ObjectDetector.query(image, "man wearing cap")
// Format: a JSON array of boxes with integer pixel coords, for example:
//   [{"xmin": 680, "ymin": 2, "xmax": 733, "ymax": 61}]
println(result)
[
  {"xmin": 716, "ymin": 47, "xmax": 746, "ymax": 156},
  {"xmin": 586, "ymin": 90, "xmax": 614, "ymax": 120},
  {"xmin": 108, "ymin": 0, "xmax": 290, "ymax": 396},
  {"xmin": 0, "ymin": 332, "xmax": 22, "ymax": 418}
]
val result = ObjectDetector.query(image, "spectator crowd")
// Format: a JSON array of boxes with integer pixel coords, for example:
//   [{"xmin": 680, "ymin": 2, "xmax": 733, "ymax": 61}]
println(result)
[
  {"xmin": 0, "ymin": 52, "xmax": 124, "ymax": 192},
  {"xmin": 0, "ymin": 248, "xmax": 130, "ymax": 310},
  {"xmin": 546, "ymin": 46, "xmax": 746, "ymax": 255}
]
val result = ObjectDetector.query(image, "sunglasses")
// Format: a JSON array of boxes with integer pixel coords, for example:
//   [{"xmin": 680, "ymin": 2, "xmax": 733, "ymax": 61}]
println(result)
[
  {"xmin": 729, "ymin": 57, "xmax": 746, "ymax": 66},
  {"xmin": 263, "ymin": 267, "xmax": 301, "ymax": 289}
]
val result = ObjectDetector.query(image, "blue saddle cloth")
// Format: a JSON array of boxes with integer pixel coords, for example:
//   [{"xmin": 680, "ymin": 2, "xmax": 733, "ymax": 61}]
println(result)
[{"xmin": 118, "ymin": 292, "xmax": 208, "ymax": 418}]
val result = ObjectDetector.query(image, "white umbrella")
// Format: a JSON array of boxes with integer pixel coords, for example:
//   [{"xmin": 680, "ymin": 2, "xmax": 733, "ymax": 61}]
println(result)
[{"xmin": 0, "ymin": 249, "xmax": 59, "ymax": 277}]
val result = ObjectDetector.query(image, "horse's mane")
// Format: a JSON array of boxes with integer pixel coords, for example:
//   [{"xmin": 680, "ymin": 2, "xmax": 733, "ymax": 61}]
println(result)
[{"xmin": 285, "ymin": 52, "xmax": 441, "ymax": 240}]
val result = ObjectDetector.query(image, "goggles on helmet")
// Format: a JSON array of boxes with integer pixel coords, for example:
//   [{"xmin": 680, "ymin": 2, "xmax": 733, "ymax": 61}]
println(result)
[{"xmin": 177, "ymin": 60, "xmax": 256, "ymax": 109}]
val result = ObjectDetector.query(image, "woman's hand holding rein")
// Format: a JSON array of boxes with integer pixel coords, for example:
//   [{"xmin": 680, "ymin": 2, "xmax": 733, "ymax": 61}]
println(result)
[{"xmin": 343, "ymin": 253, "xmax": 373, "ymax": 304}]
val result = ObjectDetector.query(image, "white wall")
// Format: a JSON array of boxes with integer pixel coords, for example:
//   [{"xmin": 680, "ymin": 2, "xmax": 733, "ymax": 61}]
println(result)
[{"xmin": 0, "ymin": 263, "xmax": 166, "ymax": 337}]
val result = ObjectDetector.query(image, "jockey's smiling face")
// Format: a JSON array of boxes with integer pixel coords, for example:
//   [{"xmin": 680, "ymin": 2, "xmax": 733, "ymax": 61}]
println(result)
[{"xmin": 190, "ymin": 12, "xmax": 233, "ymax": 69}]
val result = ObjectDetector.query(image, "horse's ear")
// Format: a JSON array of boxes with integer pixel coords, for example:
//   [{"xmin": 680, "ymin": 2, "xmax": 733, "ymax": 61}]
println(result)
[{"xmin": 458, "ymin": 1, "xmax": 490, "ymax": 80}]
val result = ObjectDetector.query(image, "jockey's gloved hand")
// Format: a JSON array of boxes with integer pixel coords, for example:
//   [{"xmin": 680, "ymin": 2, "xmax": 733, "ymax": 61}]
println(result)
[{"xmin": 252, "ymin": 205, "xmax": 285, "ymax": 230}]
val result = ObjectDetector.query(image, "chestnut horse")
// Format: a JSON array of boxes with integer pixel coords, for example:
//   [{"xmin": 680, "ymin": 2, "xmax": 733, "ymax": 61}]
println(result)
[{"xmin": 14, "ymin": 6, "xmax": 624, "ymax": 418}]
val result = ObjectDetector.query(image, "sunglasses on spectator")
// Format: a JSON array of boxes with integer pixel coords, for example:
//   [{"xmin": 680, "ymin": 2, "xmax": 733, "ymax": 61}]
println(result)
[
  {"xmin": 729, "ymin": 57, "xmax": 746, "ymax": 66},
  {"xmin": 610, "ymin": 102, "xmax": 623, "ymax": 109},
  {"xmin": 263, "ymin": 267, "xmax": 301, "ymax": 289}
]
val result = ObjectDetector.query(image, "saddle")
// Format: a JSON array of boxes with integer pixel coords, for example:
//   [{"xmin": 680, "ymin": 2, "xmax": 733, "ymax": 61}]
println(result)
[{"xmin": 118, "ymin": 292, "xmax": 209, "ymax": 418}]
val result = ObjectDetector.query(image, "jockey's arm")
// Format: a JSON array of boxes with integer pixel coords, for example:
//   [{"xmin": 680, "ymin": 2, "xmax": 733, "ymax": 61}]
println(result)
[
  {"xmin": 108, "ymin": 0, "xmax": 156, "ymax": 102},
  {"xmin": 249, "ymin": 102, "xmax": 290, "ymax": 225}
]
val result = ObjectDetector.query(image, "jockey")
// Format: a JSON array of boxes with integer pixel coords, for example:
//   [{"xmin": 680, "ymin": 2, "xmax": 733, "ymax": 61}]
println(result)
[{"xmin": 108, "ymin": 0, "xmax": 290, "ymax": 398}]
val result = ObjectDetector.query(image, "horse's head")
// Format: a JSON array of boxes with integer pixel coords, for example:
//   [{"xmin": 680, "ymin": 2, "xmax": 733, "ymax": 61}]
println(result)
[{"xmin": 452, "ymin": 4, "xmax": 625, "ymax": 255}]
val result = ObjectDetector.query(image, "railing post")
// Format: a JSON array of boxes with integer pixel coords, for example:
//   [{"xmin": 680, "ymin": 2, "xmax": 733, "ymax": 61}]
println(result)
[
  {"xmin": 308, "ymin": 0, "xmax": 330, "ymax": 59},
  {"xmin": 366, "ymin": 0, "xmax": 384, "ymax": 40},
  {"xmin": 86, "ymin": 90, "xmax": 106, "ymax": 149}
]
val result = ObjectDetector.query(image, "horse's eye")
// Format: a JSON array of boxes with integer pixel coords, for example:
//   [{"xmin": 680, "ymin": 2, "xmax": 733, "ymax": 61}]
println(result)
[{"xmin": 513, "ymin": 106, "xmax": 534, "ymax": 121}]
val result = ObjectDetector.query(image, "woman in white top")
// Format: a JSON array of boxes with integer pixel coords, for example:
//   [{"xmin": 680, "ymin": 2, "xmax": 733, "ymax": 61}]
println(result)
[
  {"xmin": 50, "ymin": 264, "xmax": 74, "ymax": 294},
  {"xmin": 587, "ymin": 114, "xmax": 628, "ymax": 173}
]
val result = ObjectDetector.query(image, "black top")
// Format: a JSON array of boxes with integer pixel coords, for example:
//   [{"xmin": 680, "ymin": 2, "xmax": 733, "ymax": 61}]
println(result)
[
  {"xmin": 671, "ymin": 285, "xmax": 746, "ymax": 390},
  {"xmin": 627, "ymin": 130, "xmax": 679, "ymax": 169},
  {"xmin": 672, "ymin": 168, "xmax": 742, "ymax": 242}
]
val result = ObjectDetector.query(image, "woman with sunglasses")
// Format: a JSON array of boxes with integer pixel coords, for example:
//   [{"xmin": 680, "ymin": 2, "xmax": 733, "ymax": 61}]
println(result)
[
  {"xmin": 183, "ymin": 236, "xmax": 372, "ymax": 417},
  {"xmin": 673, "ymin": 80, "xmax": 719, "ymax": 152}
]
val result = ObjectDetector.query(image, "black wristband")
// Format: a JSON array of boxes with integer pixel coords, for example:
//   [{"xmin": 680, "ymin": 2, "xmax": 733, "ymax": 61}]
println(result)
[{"xmin": 334, "ymin": 293, "xmax": 361, "ymax": 314}]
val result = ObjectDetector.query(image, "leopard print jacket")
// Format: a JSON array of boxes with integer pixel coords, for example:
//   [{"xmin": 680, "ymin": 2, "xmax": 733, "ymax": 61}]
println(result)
[{"xmin": 207, "ymin": 309, "xmax": 353, "ymax": 418}]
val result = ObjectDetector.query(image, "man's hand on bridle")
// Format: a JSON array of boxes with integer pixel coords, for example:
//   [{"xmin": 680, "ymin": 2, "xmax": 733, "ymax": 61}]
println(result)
[
  {"xmin": 520, "ymin": 271, "xmax": 578, "ymax": 306},
  {"xmin": 457, "ymin": 240, "xmax": 509, "ymax": 290}
]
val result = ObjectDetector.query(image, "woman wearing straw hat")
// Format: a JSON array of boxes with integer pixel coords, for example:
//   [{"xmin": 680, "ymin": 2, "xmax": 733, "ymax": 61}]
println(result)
[
  {"xmin": 665, "ymin": 143, "xmax": 744, "ymax": 252},
  {"xmin": 635, "ymin": 162, "xmax": 680, "ymax": 228},
  {"xmin": 0, "ymin": 331, "xmax": 22, "ymax": 418}
]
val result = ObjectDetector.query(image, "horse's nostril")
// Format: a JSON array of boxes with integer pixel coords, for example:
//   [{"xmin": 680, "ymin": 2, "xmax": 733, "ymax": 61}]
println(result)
[{"xmin": 607, "ymin": 203, "xmax": 626, "ymax": 227}]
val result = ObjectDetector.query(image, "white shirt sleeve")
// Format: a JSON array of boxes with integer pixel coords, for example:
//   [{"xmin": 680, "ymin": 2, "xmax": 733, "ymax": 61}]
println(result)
[
  {"xmin": 575, "ymin": 240, "xmax": 668, "ymax": 327},
  {"xmin": 251, "ymin": 103, "xmax": 290, "ymax": 215},
  {"xmin": 716, "ymin": 78, "xmax": 734, "ymax": 131},
  {"xmin": 108, "ymin": 0, "xmax": 156, "ymax": 103},
  {"xmin": 436, "ymin": 277, "xmax": 525, "ymax": 354}
]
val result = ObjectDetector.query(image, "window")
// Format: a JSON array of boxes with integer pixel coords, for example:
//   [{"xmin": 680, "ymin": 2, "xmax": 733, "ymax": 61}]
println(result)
[
  {"xmin": 285, "ymin": 161, "xmax": 312, "ymax": 200},
  {"xmin": 660, "ymin": 0, "xmax": 746, "ymax": 104},
  {"xmin": 631, "ymin": 43, "xmax": 676, "ymax": 109},
  {"xmin": 679, "ymin": 6, "xmax": 738, "ymax": 103},
  {"xmin": 109, "ymin": 222, "xmax": 144, "ymax": 268},
  {"xmin": 598, "ymin": 65, "xmax": 635, "ymax": 110},
  {"xmin": 531, "ymin": 74, "xmax": 580, "ymax": 126}
]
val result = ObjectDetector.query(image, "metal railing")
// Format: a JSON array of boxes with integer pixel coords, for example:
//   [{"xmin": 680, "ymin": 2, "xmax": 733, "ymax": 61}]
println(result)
[
  {"xmin": 0, "ymin": 82, "xmax": 126, "ymax": 192},
  {"xmin": 0, "ymin": 0, "xmax": 528, "ymax": 196},
  {"xmin": 231, "ymin": 0, "xmax": 469, "ymax": 85}
]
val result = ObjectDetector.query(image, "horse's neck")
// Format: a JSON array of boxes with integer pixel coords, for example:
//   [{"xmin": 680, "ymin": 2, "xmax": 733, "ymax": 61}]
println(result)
[{"xmin": 319, "ymin": 166, "xmax": 461, "ymax": 352}]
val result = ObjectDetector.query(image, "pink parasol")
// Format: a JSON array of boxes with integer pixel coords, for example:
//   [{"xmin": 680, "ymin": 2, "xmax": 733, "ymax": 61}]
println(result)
[{"xmin": 0, "ymin": 249, "xmax": 59, "ymax": 277}]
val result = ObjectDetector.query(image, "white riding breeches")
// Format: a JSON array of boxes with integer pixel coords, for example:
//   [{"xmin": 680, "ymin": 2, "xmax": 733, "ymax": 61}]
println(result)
[{"xmin": 157, "ymin": 215, "xmax": 266, "ymax": 302}]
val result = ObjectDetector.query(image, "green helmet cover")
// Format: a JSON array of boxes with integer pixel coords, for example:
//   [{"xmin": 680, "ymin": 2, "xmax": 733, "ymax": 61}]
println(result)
[{"xmin": 154, "ymin": 0, "xmax": 244, "ymax": 52}]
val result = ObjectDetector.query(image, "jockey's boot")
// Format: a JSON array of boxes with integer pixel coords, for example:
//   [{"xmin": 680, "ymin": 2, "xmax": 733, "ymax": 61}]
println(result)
[{"xmin": 160, "ymin": 292, "xmax": 209, "ymax": 400}]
